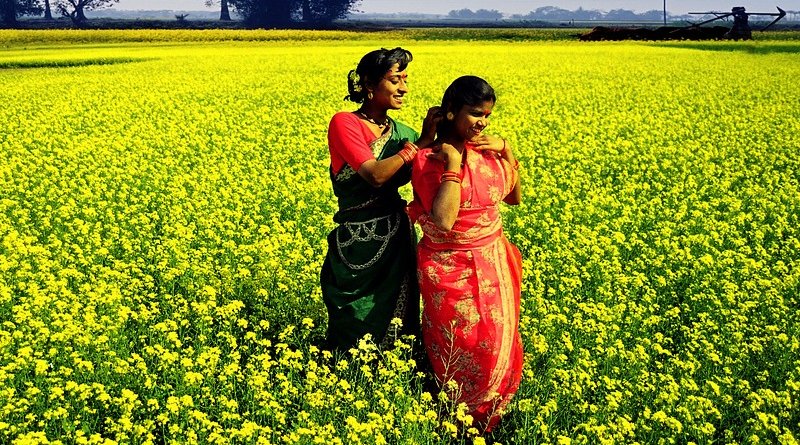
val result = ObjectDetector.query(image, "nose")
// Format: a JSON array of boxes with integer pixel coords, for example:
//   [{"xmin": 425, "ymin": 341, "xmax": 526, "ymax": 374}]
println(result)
[{"xmin": 398, "ymin": 78, "xmax": 409, "ymax": 94}]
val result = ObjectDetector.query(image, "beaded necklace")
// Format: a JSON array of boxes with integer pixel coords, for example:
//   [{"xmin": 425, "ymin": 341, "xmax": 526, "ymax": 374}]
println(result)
[{"xmin": 357, "ymin": 111, "xmax": 389, "ymax": 129}]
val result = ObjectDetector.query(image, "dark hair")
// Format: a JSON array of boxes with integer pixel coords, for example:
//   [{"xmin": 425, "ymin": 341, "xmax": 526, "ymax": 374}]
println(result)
[
  {"xmin": 441, "ymin": 75, "xmax": 496, "ymax": 113},
  {"xmin": 438, "ymin": 75, "xmax": 496, "ymax": 136},
  {"xmin": 345, "ymin": 47, "xmax": 413, "ymax": 103}
]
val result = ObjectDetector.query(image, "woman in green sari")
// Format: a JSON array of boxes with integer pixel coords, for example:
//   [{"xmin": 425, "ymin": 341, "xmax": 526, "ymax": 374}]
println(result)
[{"xmin": 321, "ymin": 47, "xmax": 437, "ymax": 350}]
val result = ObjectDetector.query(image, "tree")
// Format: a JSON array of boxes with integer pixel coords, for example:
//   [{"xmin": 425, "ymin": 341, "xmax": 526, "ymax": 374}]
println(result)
[
  {"xmin": 228, "ymin": 0, "xmax": 283, "ymax": 26},
  {"xmin": 448, "ymin": 8, "xmax": 471, "ymax": 19},
  {"xmin": 228, "ymin": 0, "xmax": 359, "ymax": 27},
  {"xmin": 640, "ymin": 9, "xmax": 664, "ymax": 21},
  {"xmin": 534, "ymin": 6, "xmax": 570, "ymax": 20},
  {"xmin": 300, "ymin": 0, "xmax": 358, "ymax": 22},
  {"xmin": 206, "ymin": 0, "xmax": 231, "ymax": 21},
  {"xmin": 1, "ymin": 0, "xmax": 42, "ymax": 26},
  {"xmin": 474, "ymin": 9, "xmax": 502, "ymax": 20},
  {"xmin": 605, "ymin": 9, "xmax": 638, "ymax": 21},
  {"xmin": 448, "ymin": 9, "xmax": 502, "ymax": 20},
  {"xmin": 55, "ymin": 0, "xmax": 119, "ymax": 25}
]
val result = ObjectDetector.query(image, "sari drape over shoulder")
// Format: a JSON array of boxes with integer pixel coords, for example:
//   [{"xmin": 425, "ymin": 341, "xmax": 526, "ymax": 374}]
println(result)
[
  {"xmin": 321, "ymin": 113, "xmax": 421, "ymax": 351},
  {"xmin": 407, "ymin": 147, "xmax": 523, "ymax": 432}
]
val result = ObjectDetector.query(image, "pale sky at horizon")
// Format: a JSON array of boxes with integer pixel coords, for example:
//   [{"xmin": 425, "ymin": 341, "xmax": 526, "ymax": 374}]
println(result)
[{"xmin": 111, "ymin": 1, "xmax": 798, "ymax": 15}]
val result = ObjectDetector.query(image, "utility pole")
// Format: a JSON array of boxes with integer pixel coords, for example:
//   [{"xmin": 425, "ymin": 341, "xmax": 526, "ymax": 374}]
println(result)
[{"xmin": 663, "ymin": 0, "xmax": 667, "ymax": 24}]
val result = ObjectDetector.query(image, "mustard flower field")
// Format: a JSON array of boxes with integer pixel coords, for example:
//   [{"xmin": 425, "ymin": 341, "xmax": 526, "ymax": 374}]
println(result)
[{"xmin": 1, "ymin": 29, "xmax": 799, "ymax": 444}]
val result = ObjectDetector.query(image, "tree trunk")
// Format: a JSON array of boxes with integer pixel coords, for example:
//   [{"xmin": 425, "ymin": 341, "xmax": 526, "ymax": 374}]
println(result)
[
  {"xmin": 76, "ymin": 5, "xmax": 86, "ymax": 22},
  {"xmin": 45, "ymin": 0, "xmax": 52, "ymax": 20},
  {"xmin": 1, "ymin": 0, "xmax": 17, "ymax": 26},
  {"xmin": 219, "ymin": 0, "xmax": 230, "ymax": 21}
]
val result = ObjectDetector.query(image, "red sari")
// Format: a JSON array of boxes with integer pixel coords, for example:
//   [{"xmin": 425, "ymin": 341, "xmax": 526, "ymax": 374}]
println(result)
[{"xmin": 407, "ymin": 146, "xmax": 523, "ymax": 432}]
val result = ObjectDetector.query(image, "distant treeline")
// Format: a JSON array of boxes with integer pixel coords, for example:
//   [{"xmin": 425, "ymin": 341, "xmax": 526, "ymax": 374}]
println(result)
[
  {"xmin": 13, "ymin": 5, "xmax": 800, "ymax": 28},
  {"xmin": 510, "ymin": 7, "xmax": 669, "ymax": 22},
  {"xmin": 445, "ymin": 6, "xmax": 800, "ymax": 23}
]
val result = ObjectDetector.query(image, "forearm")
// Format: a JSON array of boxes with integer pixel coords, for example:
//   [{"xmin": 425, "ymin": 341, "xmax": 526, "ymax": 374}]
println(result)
[
  {"xmin": 501, "ymin": 141, "xmax": 522, "ymax": 205},
  {"xmin": 358, "ymin": 143, "xmax": 417, "ymax": 187},
  {"xmin": 430, "ymin": 160, "xmax": 462, "ymax": 231}
]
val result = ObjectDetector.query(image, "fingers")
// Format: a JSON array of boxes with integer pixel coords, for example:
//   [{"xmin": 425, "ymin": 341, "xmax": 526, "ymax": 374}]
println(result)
[
  {"xmin": 425, "ymin": 151, "xmax": 446, "ymax": 161},
  {"xmin": 470, "ymin": 135, "xmax": 490, "ymax": 146},
  {"xmin": 470, "ymin": 135, "xmax": 504, "ymax": 152},
  {"xmin": 425, "ymin": 144, "xmax": 449, "ymax": 162}
]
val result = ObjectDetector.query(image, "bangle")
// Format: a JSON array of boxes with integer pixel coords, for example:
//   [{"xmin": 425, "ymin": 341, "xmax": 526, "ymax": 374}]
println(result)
[
  {"xmin": 440, "ymin": 171, "xmax": 461, "ymax": 184},
  {"xmin": 397, "ymin": 141, "xmax": 418, "ymax": 164}
]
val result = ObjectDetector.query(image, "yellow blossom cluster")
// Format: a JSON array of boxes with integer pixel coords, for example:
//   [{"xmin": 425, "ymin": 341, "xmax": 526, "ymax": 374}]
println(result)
[{"xmin": 0, "ymin": 30, "xmax": 798, "ymax": 444}]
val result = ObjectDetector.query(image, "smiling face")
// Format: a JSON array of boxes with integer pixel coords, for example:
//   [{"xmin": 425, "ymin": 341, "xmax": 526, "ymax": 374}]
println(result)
[
  {"xmin": 452, "ymin": 100, "xmax": 494, "ymax": 142},
  {"xmin": 367, "ymin": 63, "xmax": 409, "ymax": 110}
]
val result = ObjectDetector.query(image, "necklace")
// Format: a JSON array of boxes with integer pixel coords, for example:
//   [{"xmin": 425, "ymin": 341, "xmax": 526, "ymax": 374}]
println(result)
[{"xmin": 357, "ymin": 111, "xmax": 389, "ymax": 129}]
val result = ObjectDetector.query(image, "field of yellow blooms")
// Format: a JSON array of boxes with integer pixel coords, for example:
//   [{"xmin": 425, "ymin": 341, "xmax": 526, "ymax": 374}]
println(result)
[{"xmin": 1, "ymin": 29, "xmax": 799, "ymax": 444}]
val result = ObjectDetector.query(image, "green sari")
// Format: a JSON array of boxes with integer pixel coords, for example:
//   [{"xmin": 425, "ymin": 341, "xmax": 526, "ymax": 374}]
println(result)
[{"xmin": 321, "ymin": 118, "xmax": 421, "ymax": 351}]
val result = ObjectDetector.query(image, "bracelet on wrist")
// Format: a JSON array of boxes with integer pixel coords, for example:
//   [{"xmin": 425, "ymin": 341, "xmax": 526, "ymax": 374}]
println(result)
[
  {"xmin": 440, "ymin": 171, "xmax": 462, "ymax": 184},
  {"xmin": 397, "ymin": 141, "xmax": 419, "ymax": 164}
]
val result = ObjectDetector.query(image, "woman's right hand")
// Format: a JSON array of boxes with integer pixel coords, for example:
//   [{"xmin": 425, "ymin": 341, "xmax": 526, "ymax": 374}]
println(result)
[{"xmin": 427, "ymin": 143, "xmax": 462, "ymax": 171}]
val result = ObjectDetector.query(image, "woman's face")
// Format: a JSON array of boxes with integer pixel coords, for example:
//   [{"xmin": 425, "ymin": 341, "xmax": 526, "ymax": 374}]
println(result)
[
  {"xmin": 367, "ymin": 63, "xmax": 409, "ymax": 110},
  {"xmin": 452, "ymin": 100, "xmax": 494, "ymax": 141}
]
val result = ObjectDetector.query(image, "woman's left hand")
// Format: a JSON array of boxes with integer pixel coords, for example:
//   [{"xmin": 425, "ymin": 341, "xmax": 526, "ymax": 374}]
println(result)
[{"xmin": 469, "ymin": 134, "xmax": 505, "ymax": 152}]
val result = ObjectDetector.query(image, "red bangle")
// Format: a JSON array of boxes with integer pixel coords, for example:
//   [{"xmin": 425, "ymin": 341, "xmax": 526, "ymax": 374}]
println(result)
[
  {"xmin": 398, "ymin": 141, "xmax": 418, "ymax": 164},
  {"xmin": 440, "ymin": 171, "xmax": 461, "ymax": 184}
]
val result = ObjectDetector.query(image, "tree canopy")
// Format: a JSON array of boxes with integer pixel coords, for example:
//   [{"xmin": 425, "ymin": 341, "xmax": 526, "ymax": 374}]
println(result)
[
  {"xmin": 229, "ymin": 0, "xmax": 359, "ymax": 27},
  {"xmin": 55, "ymin": 0, "xmax": 119, "ymax": 24},
  {"xmin": 1, "ymin": 0, "xmax": 42, "ymax": 25},
  {"xmin": 447, "ymin": 8, "xmax": 503, "ymax": 20}
]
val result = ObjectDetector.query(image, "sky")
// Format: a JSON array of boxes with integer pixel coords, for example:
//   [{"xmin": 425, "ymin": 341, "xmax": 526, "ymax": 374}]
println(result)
[{"xmin": 111, "ymin": 1, "xmax": 794, "ymax": 15}]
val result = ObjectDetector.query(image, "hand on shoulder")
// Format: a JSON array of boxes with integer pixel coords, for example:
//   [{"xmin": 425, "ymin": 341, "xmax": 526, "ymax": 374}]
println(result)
[
  {"xmin": 426, "ymin": 143, "xmax": 462, "ymax": 171},
  {"xmin": 468, "ymin": 134, "xmax": 506, "ymax": 153}
]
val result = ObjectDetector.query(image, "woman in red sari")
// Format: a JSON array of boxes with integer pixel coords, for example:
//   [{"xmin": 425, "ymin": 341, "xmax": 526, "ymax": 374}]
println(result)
[{"xmin": 407, "ymin": 76, "xmax": 523, "ymax": 432}]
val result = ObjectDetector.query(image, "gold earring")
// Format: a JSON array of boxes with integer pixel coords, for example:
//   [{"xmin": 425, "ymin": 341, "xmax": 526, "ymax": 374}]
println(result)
[
  {"xmin": 446, "ymin": 112, "xmax": 454, "ymax": 120},
  {"xmin": 368, "ymin": 92, "xmax": 373, "ymax": 100}
]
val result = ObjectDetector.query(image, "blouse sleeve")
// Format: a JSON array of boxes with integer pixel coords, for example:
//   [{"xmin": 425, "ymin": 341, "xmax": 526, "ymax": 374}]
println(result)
[
  {"xmin": 407, "ymin": 149, "xmax": 442, "ymax": 223},
  {"xmin": 328, "ymin": 112, "xmax": 374, "ymax": 174}
]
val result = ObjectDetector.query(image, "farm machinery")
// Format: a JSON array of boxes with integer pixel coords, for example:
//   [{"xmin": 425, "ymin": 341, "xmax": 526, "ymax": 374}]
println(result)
[{"xmin": 580, "ymin": 6, "xmax": 787, "ymax": 41}]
